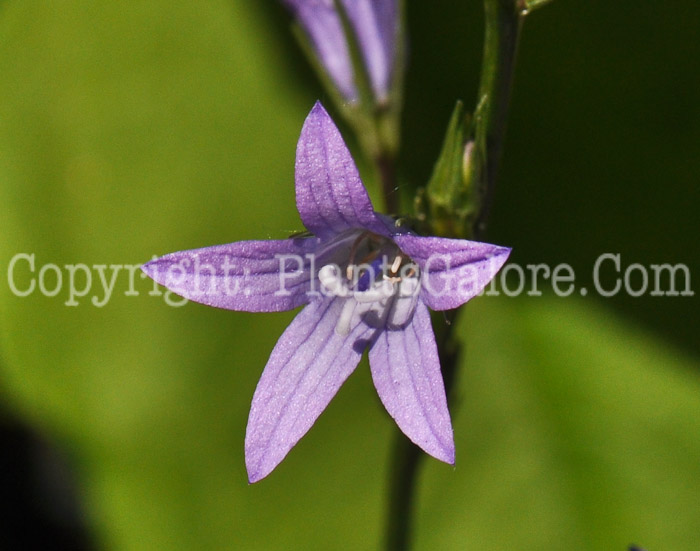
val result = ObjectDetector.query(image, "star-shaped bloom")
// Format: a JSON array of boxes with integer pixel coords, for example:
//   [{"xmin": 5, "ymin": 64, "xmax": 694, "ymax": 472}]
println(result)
[
  {"xmin": 142, "ymin": 103, "xmax": 510, "ymax": 483},
  {"xmin": 281, "ymin": 0, "xmax": 400, "ymax": 103}
]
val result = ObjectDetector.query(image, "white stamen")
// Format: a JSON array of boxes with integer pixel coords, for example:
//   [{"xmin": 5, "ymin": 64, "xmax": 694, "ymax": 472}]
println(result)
[
  {"xmin": 336, "ymin": 298, "xmax": 356, "ymax": 336},
  {"xmin": 354, "ymin": 279, "xmax": 395, "ymax": 303},
  {"xmin": 397, "ymin": 275, "xmax": 419, "ymax": 297},
  {"xmin": 390, "ymin": 255, "xmax": 402, "ymax": 274},
  {"xmin": 388, "ymin": 276, "xmax": 420, "ymax": 327}
]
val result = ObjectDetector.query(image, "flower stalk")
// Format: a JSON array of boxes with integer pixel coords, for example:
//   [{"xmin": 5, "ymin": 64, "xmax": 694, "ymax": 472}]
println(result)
[
  {"xmin": 385, "ymin": 1, "xmax": 526, "ymax": 549},
  {"xmin": 473, "ymin": 0, "xmax": 523, "ymax": 241}
]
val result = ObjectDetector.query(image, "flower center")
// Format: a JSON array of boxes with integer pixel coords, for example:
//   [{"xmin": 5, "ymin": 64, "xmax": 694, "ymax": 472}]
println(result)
[{"xmin": 317, "ymin": 231, "xmax": 420, "ymax": 335}]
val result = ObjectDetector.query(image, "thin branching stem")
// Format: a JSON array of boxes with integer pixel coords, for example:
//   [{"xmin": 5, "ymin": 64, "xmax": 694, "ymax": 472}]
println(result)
[
  {"xmin": 473, "ymin": 0, "xmax": 522, "ymax": 240},
  {"xmin": 385, "ymin": 2, "xmax": 524, "ymax": 549}
]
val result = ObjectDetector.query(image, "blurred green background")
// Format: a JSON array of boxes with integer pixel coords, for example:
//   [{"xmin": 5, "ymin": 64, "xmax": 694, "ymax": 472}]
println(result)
[{"xmin": 0, "ymin": 1, "xmax": 698, "ymax": 550}]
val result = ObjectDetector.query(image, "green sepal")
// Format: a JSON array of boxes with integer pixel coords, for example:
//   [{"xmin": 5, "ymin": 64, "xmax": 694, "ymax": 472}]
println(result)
[{"xmin": 416, "ymin": 100, "xmax": 483, "ymax": 239}]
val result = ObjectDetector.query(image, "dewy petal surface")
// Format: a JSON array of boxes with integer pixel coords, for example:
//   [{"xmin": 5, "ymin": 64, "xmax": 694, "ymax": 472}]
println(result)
[
  {"xmin": 295, "ymin": 102, "xmax": 389, "ymax": 238},
  {"xmin": 245, "ymin": 297, "xmax": 374, "ymax": 483},
  {"xmin": 339, "ymin": 0, "xmax": 398, "ymax": 101},
  {"xmin": 141, "ymin": 238, "xmax": 319, "ymax": 312},
  {"xmin": 282, "ymin": 0, "xmax": 357, "ymax": 101},
  {"xmin": 394, "ymin": 235, "xmax": 511, "ymax": 311},
  {"xmin": 369, "ymin": 300, "xmax": 455, "ymax": 463}
]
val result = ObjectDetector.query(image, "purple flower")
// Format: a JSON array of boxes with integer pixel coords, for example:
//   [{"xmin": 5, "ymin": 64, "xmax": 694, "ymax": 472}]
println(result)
[
  {"xmin": 142, "ymin": 103, "xmax": 510, "ymax": 483},
  {"xmin": 281, "ymin": 0, "xmax": 399, "ymax": 103}
]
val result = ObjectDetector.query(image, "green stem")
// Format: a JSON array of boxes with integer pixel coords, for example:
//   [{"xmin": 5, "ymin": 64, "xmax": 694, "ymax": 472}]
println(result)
[
  {"xmin": 374, "ymin": 97, "xmax": 402, "ymax": 215},
  {"xmin": 384, "ymin": 309, "xmax": 461, "ymax": 551},
  {"xmin": 377, "ymin": 151, "xmax": 399, "ymax": 214},
  {"xmin": 474, "ymin": 0, "xmax": 522, "ymax": 239},
  {"xmin": 385, "ymin": 2, "xmax": 524, "ymax": 549},
  {"xmin": 385, "ymin": 431, "xmax": 422, "ymax": 550},
  {"xmin": 384, "ymin": 315, "xmax": 461, "ymax": 550}
]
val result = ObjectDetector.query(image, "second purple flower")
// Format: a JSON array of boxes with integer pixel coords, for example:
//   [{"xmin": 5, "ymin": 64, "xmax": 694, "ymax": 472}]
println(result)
[{"xmin": 281, "ymin": 0, "xmax": 400, "ymax": 104}]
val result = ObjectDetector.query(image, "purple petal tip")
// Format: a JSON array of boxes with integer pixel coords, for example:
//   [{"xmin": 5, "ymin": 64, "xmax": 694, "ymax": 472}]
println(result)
[
  {"xmin": 425, "ymin": 436, "xmax": 455, "ymax": 465},
  {"xmin": 140, "ymin": 260, "xmax": 156, "ymax": 279},
  {"xmin": 306, "ymin": 101, "xmax": 333, "ymax": 128},
  {"xmin": 442, "ymin": 444, "xmax": 456, "ymax": 466},
  {"xmin": 311, "ymin": 99, "xmax": 326, "ymax": 113},
  {"xmin": 247, "ymin": 469, "xmax": 264, "ymax": 485}
]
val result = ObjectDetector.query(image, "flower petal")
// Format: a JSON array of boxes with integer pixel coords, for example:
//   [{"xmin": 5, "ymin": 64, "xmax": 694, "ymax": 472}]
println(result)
[
  {"xmin": 141, "ymin": 238, "xmax": 319, "ymax": 312},
  {"xmin": 295, "ymin": 102, "xmax": 389, "ymax": 238},
  {"xmin": 339, "ymin": 0, "xmax": 398, "ymax": 101},
  {"xmin": 282, "ymin": 0, "xmax": 357, "ymax": 101},
  {"xmin": 245, "ymin": 297, "xmax": 373, "ymax": 482},
  {"xmin": 394, "ymin": 235, "xmax": 511, "ymax": 311},
  {"xmin": 369, "ymin": 300, "xmax": 454, "ymax": 464}
]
